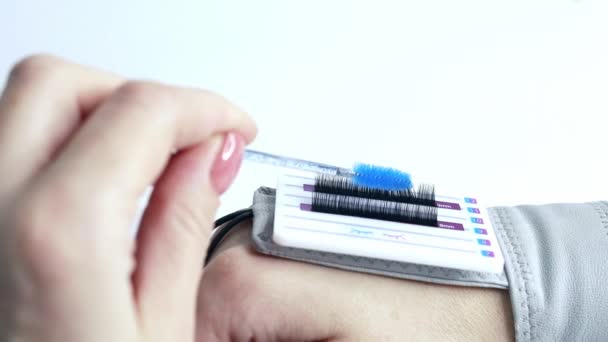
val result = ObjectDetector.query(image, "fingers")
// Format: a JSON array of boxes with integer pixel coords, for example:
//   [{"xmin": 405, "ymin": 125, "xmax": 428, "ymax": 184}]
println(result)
[
  {"xmin": 41, "ymin": 80, "xmax": 256, "ymax": 216},
  {"xmin": 16, "ymin": 77, "xmax": 255, "ymax": 339},
  {"xmin": 0, "ymin": 54, "xmax": 258, "ymax": 341},
  {"xmin": 27, "ymin": 80, "xmax": 256, "ymax": 258},
  {"xmin": 132, "ymin": 133, "xmax": 245, "ymax": 340},
  {"xmin": 0, "ymin": 54, "xmax": 122, "ymax": 200}
]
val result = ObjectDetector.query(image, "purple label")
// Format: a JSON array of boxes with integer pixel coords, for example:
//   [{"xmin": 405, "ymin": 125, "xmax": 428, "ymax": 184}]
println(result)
[
  {"xmin": 303, "ymin": 184, "xmax": 315, "ymax": 192},
  {"xmin": 435, "ymin": 201, "xmax": 461, "ymax": 210},
  {"xmin": 474, "ymin": 228, "xmax": 488, "ymax": 235},
  {"xmin": 300, "ymin": 203, "xmax": 312, "ymax": 211},
  {"xmin": 471, "ymin": 217, "xmax": 484, "ymax": 224},
  {"xmin": 467, "ymin": 207, "xmax": 480, "ymax": 214},
  {"xmin": 477, "ymin": 239, "xmax": 491, "ymax": 246},
  {"xmin": 465, "ymin": 198, "xmax": 478, "ymax": 204},
  {"xmin": 481, "ymin": 250, "xmax": 495, "ymax": 257},
  {"xmin": 437, "ymin": 221, "xmax": 465, "ymax": 231}
]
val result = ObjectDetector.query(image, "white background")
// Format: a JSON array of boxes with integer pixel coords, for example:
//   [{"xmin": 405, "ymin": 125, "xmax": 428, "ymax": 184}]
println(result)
[{"xmin": 2, "ymin": 0, "xmax": 607, "ymax": 218}]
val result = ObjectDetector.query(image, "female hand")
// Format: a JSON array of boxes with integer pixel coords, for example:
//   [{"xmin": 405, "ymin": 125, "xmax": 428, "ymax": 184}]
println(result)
[{"xmin": 0, "ymin": 55, "xmax": 256, "ymax": 341}]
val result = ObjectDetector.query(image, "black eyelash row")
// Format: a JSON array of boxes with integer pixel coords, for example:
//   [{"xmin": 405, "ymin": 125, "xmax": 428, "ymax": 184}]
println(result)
[
  {"xmin": 310, "ymin": 192, "xmax": 439, "ymax": 227},
  {"xmin": 313, "ymin": 174, "xmax": 436, "ymax": 207}
]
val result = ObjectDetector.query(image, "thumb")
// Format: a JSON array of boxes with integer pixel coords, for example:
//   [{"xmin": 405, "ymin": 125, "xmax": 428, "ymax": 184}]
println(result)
[{"xmin": 132, "ymin": 132, "xmax": 245, "ymax": 341}]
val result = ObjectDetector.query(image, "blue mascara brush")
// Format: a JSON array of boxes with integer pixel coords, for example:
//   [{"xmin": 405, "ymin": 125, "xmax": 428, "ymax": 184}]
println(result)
[{"xmin": 244, "ymin": 149, "xmax": 413, "ymax": 190}]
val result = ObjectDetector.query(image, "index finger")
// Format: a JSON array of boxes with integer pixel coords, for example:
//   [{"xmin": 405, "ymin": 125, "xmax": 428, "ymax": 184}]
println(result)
[
  {"xmin": 39, "ymin": 80, "xmax": 257, "ymax": 216},
  {"xmin": 0, "ymin": 55, "xmax": 123, "ymax": 199}
]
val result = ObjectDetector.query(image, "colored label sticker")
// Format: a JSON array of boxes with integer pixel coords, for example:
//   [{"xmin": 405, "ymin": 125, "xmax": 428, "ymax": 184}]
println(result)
[
  {"xmin": 471, "ymin": 217, "xmax": 484, "ymax": 224},
  {"xmin": 477, "ymin": 239, "xmax": 491, "ymax": 246},
  {"xmin": 464, "ymin": 198, "xmax": 478, "ymax": 204},
  {"xmin": 481, "ymin": 250, "xmax": 495, "ymax": 257},
  {"xmin": 303, "ymin": 184, "xmax": 315, "ymax": 192},
  {"xmin": 435, "ymin": 201, "xmax": 461, "ymax": 210},
  {"xmin": 437, "ymin": 221, "xmax": 465, "ymax": 231},
  {"xmin": 474, "ymin": 228, "xmax": 488, "ymax": 235},
  {"xmin": 467, "ymin": 207, "xmax": 480, "ymax": 214}
]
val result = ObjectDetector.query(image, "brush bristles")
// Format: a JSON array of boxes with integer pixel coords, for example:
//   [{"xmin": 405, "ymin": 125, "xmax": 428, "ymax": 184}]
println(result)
[
  {"xmin": 311, "ymin": 192, "xmax": 438, "ymax": 227},
  {"xmin": 314, "ymin": 174, "xmax": 436, "ymax": 206},
  {"xmin": 352, "ymin": 163, "xmax": 413, "ymax": 190}
]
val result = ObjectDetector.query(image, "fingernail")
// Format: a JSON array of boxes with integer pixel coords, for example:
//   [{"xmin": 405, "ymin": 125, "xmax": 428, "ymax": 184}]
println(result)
[{"xmin": 210, "ymin": 132, "xmax": 245, "ymax": 194}]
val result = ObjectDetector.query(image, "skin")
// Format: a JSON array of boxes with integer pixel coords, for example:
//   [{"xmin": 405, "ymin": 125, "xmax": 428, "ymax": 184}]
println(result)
[{"xmin": 0, "ymin": 55, "xmax": 514, "ymax": 341}]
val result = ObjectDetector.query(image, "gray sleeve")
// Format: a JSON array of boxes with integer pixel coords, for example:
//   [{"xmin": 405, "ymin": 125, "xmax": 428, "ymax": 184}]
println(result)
[{"xmin": 489, "ymin": 202, "xmax": 608, "ymax": 342}]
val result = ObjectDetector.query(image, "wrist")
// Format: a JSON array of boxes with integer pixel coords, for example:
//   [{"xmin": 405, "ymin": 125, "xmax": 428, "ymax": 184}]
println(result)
[{"xmin": 329, "ymin": 270, "xmax": 514, "ymax": 341}]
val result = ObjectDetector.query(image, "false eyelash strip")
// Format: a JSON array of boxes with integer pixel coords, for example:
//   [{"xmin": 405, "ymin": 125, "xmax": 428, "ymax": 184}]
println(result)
[
  {"xmin": 287, "ymin": 174, "xmax": 462, "ymax": 211},
  {"xmin": 307, "ymin": 192, "xmax": 439, "ymax": 227},
  {"xmin": 294, "ymin": 193, "xmax": 468, "ymax": 231},
  {"xmin": 310, "ymin": 174, "xmax": 436, "ymax": 206}
]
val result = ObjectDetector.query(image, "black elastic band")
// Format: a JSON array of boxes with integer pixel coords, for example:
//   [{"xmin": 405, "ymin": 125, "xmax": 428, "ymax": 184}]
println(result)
[
  {"xmin": 205, "ymin": 209, "xmax": 254, "ymax": 266},
  {"xmin": 214, "ymin": 208, "xmax": 251, "ymax": 228}
]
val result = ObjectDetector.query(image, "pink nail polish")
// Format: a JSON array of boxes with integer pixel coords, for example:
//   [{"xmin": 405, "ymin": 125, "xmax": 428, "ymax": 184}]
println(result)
[{"xmin": 210, "ymin": 132, "xmax": 245, "ymax": 194}]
